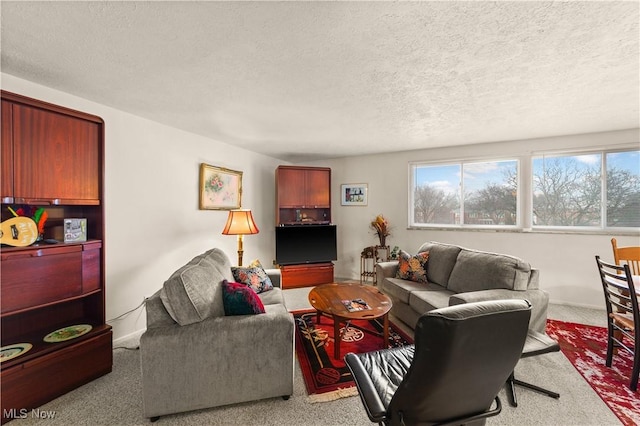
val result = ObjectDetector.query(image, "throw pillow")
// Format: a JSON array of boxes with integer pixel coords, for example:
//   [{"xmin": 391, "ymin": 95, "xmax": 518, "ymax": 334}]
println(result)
[
  {"xmin": 232, "ymin": 262, "xmax": 274, "ymax": 294},
  {"xmin": 395, "ymin": 250, "xmax": 430, "ymax": 283},
  {"xmin": 222, "ymin": 280, "xmax": 266, "ymax": 316}
]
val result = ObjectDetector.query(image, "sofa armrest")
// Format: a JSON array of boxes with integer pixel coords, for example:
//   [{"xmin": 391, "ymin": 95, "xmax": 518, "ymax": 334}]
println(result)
[
  {"xmin": 140, "ymin": 304, "xmax": 294, "ymax": 416},
  {"xmin": 265, "ymin": 268, "xmax": 282, "ymax": 288},
  {"xmin": 145, "ymin": 291, "xmax": 176, "ymax": 329},
  {"xmin": 449, "ymin": 288, "xmax": 549, "ymax": 334},
  {"xmin": 376, "ymin": 261, "xmax": 398, "ymax": 283}
]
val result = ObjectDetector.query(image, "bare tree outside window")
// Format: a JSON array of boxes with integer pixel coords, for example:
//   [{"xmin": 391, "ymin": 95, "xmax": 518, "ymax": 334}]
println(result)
[
  {"xmin": 411, "ymin": 150, "xmax": 638, "ymax": 230},
  {"xmin": 607, "ymin": 151, "xmax": 640, "ymax": 227},
  {"xmin": 532, "ymin": 155, "xmax": 602, "ymax": 226},
  {"xmin": 412, "ymin": 161, "xmax": 517, "ymax": 226},
  {"xmin": 413, "ymin": 164, "xmax": 460, "ymax": 224},
  {"xmin": 532, "ymin": 151, "xmax": 640, "ymax": 228},
  {"xmin": 464, "ymin": 161, "xmax": 517, "ymax": 225}
]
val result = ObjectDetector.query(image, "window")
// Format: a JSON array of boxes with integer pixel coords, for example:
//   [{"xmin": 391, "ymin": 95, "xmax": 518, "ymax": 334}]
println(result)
[
  {"xmin": 411, "ymin": 160, "xmax": 518, "ymax": 227},
  {"xmin": 532, "ymin": 150, "xmax": 640, "ymax": 229},
  {"xmin": 606, "ymin": 151, "xmax": 640, "ymax": 227},
  {"xmin": 410, "ymin": 149, "xmax": 639, "ymax": 231},
  {"xmin": 532, "ymin": 154, "xmax": 602, "ymax": 227}
]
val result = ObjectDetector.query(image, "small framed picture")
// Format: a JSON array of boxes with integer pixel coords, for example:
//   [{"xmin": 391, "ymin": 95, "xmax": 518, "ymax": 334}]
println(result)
[
  {"xmin": 341, "ymin": 183, "xmax": 368, "ymax": 206},
  {"xmin": 199, "ymin": 163, "xmax": 243, "ymax": 210}
]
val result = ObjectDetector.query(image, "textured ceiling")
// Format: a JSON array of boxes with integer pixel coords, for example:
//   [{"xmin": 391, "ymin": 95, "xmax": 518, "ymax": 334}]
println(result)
[{"xmin": 1, "ymin": 1, "xmax": 638, "ymax": 162}]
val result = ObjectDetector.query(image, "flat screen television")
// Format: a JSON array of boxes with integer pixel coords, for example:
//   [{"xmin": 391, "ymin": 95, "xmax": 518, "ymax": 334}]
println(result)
[{"xmin": 275, "ymin": 225, "xmax": 337, "ymax": 265}]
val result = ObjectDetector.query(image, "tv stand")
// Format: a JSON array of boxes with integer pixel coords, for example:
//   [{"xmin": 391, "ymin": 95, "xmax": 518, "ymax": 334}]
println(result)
[{"xmin": 280, "ymin": 263, "xmax": 334, "ymax": 289}]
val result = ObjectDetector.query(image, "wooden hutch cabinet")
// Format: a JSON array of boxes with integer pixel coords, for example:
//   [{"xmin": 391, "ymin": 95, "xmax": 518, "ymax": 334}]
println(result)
[
  {"xmin": 0, "ymin": 91, "xmax": 112, "ymax": 423},
  {"xmin": 275, "ymin": 166, "xmax": 334, "ymax": 288},
  {"xmin": 275, "ymin": 165, "xmax": 331, "ymax": 225}
]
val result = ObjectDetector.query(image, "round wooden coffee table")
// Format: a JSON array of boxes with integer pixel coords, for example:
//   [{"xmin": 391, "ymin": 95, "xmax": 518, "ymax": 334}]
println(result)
[{"xmin": 308, "ymin": 282, "xmax": 393, "ymax": 359}]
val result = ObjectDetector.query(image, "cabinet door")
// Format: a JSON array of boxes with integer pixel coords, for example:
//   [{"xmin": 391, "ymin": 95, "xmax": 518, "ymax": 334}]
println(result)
[
  {"xmin": 305, "ymin": 168, "xmax": 330, "ymax": 207},
  {"xmin": 1, "ymin": 100, "xmax": 13, "ymax": 202},
  {"xmin": 12, "ymin": 104, "xmax": 100, "ymax": 204},
  {"xmin": 277, "ymin": 167, "xmax": 307, "ymax": 207},
  {"xmin": 1, "ymin": 245, "xmax": 83, "ymax": 314}
]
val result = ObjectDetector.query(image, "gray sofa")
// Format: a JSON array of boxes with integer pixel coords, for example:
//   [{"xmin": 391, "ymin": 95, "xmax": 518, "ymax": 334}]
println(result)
[
  {"xmin": 376, "ymin": 241, "xmax": 549, "ymax": 334},
  {"xmin": 140, "ymin": 248, "xmax": 294, "ymax": 420}
]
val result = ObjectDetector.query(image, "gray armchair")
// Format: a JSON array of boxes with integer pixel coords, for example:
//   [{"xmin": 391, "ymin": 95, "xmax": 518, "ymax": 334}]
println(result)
[{"xmin": 140, "ymin": 248, "xmax": 294, "ymax": 421}]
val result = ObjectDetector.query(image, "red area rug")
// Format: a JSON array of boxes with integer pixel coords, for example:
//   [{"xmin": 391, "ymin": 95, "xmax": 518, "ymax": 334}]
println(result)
[
  {"xmin": 294, "ymin": 310, "xmax": 413, "ymax": 402},
  {"xmin": 546, "ymin": 319, "xmax": 640, "ymax": 426}
]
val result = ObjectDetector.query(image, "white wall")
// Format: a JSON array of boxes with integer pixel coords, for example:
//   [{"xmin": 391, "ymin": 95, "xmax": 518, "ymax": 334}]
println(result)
[
  {"xmin": 306, "ymin": 130, "xmax": 640, "ymax": 309},
  {"xmin": 2, "ymin": 74, "xmax": 285, "ymax": 342}
]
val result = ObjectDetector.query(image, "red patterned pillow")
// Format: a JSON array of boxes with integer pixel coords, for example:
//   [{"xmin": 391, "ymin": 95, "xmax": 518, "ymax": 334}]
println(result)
[
  {"xmin": 222, "ymin": 280, "xmax": 265, "ymax": 316},
  {"xmin": 395, "ymin": 250, "xmax": 429, "ymax": 283}
]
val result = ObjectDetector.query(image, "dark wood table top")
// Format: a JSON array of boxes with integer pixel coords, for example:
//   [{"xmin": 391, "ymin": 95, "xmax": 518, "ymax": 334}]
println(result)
[{"xmin": 308, "ymin": 282, "xmax": 392, "ymax": 320}]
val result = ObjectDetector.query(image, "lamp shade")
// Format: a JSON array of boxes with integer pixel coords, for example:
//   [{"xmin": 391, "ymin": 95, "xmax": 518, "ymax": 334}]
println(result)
[{"xmin": 222, "ymin": 209, "xmax": 259, "ymax": 235}]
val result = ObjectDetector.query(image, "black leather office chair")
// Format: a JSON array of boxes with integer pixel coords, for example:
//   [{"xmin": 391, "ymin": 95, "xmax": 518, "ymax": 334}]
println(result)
[{"xmin": 345, "ymin": 300, "xmax": 531, "ymax": 426}]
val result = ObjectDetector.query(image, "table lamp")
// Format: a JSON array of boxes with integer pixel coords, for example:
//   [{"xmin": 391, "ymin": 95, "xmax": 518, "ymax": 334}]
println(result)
[{"xmin": 222, "ymin": 209, "xmax": 259, "ymax": 266}]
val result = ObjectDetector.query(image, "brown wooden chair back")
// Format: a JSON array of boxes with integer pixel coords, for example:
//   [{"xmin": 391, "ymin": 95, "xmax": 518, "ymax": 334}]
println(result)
[{"xmin": 611, "ymin": 238, "xmax": 640, "ymax": 275}]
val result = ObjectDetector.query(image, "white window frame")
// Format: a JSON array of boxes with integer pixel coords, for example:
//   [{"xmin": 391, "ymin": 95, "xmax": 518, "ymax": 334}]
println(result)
[
  {"xmin": 408, "ymin": 147, "xmax": 639, "ymax": 234},
  {"xmin": 409, "ymin": 158, "xmax": 521, "ymax": 230}
]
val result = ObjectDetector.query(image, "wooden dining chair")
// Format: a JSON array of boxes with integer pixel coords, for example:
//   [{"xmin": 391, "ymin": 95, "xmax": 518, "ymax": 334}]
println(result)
[
  {"xmin": 595, "ymin": 255, "xmax": 639, "ymax": 391},
  {"xmin": 611, "ymin": 238, "xmax": 640, "ymax": 275}
]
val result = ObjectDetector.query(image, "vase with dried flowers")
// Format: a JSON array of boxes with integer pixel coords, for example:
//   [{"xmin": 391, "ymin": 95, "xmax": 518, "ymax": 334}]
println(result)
[{"xmin": 370, "ymin": 214, "xmax": 391, "ymax": 247}]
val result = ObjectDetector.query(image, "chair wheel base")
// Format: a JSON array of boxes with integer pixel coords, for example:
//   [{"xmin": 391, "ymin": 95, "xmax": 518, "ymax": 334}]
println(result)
[{"xmin": 506, "ymin": 374, "xmax": 559, "ymax": 407}]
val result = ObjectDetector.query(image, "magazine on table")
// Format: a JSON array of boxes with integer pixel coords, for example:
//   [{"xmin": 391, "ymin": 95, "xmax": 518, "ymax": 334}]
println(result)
[{"xmin": 342, "ymin": 298, "xmax": 371, "ymax": 312}]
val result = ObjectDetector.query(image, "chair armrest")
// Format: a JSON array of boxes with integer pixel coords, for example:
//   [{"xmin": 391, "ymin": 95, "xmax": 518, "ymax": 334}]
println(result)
[
  {"xmin": 344, "ymin": 353, "xmax": 389, "ymax": 424},
  {"xmin": 265, "ymin": 268, "xmax": 282, "ymax": 288},
  {"xmin": 448, "ymin": 288, "xmax": 549, "ymax": 334}
]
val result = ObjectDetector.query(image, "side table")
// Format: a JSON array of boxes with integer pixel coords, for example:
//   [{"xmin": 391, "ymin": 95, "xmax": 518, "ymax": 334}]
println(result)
[{"xmin": 360, "ymin": 245, "xmax": 390, "ymax": 285}]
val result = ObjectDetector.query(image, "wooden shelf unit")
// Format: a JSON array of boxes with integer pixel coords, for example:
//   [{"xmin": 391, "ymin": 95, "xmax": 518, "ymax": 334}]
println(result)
[
  {"xmin": 360, "ymin": 246, "xmax": 390, "ymax": 285},
  {"xmin": 1, "ymin": 91, "xmax": 111, "ymax": 423},
  {"xmin": 275, "ymin": 166, "xmax": 334, "ymax": 288}
]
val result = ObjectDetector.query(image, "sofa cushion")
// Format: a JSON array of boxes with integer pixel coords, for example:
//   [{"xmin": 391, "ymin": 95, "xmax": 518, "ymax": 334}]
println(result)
[
  {"xmin": 395, "ymin": 250, "xmax": 429, "ymax": 282},
  {"xmin": 232, "ymin": 261, "xmax": 274, "ymax": 294},
  {"xmin": 159, "ymin": 248, "xmax": 229, "ymax": 326},
  {"xmin": 222, "ymin": 280, "xmax": 265, "ymax": 316},
  {"xmin": 416, "ymin": 242, "xmax": 462, "ymax": 288},
  {"xmin": 409, "ymin": 286, "xmax": 455, "ymax": 313},
  {"xmin": 381, "ymin": 278, "xmax": 431, "ymax": 304},
  {"xmin": 448, "ymin": 249, "xmax": 531, "ymax": 293},
  {"xmin": 258, "ymin": 287, "xmax": 285, "ymax": 306}
]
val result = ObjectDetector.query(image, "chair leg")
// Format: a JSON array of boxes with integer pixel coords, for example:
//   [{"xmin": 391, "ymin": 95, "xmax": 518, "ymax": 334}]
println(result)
[
  {"xmin": 631, "ymin": 346, "xmax": 640, "ymax": 391},
  {"xmin": 606, "ymin": 327, "xmax": 615, "ymax": 367},
  {"xmin": 505, "ymin": 373, "xmax": 518, "ymax": 407},
  {"xmin": 506, "ymin": 371, "xmax": 560, "ymax": 407}
]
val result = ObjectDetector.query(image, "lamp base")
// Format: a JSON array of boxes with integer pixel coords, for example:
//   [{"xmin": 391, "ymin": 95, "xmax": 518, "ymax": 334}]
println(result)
[{"xmin": 237, "ymin": 235, "xmax": 244, "ymax": 267}]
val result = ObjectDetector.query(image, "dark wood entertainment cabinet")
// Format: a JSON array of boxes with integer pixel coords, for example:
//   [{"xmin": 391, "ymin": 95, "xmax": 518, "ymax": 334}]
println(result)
[
  {"xmin": 275, "ymin": 166, "xmax": 334, "ymax": 288},
  {"xmin": 1, "ymin": 91, "xmax": 112, "ymax": 423},
  {"xmin": 279, "ymin": 262, "xmax": 335, "ymax": 289}
]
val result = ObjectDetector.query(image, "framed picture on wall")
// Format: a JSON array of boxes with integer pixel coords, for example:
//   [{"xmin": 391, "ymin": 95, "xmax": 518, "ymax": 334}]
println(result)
[
  {"xmin": 341, "ymin": 183, "xmax": 368, "ymax": 206},
  {"xmin": 199, "ymin": 163, "xmax": 243, "ymax": 210}
]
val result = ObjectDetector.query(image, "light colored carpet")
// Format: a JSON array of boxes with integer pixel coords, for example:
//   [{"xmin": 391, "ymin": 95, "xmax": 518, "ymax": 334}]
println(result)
[{"xmin": 13, "ymin": 287, "xmax": 620, "ymax": 425}]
